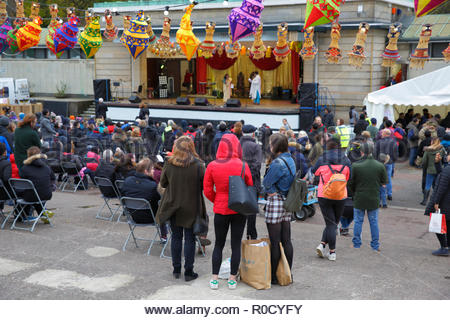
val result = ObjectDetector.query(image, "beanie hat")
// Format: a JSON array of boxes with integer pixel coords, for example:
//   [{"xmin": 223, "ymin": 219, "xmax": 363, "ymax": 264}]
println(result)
[{"xmin": 0, "ymin": 116, "xmax": 9, "ymax": 127}]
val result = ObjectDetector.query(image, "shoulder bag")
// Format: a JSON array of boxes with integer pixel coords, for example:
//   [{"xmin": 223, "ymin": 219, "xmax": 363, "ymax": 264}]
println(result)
[
  {"xmin": 192, "ymin": 161, "xmax": 209, "ymax": 235},
  {"xmin": 228, "ymin": 161, "xmax": 259, "ymax": 215}
]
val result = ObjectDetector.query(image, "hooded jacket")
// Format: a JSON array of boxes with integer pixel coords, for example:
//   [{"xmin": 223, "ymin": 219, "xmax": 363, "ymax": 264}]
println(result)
[
  {"xmin": 0, "ymin": 116, "xmax": 13, "ymax": 151},
  {"xmin": 406, "ymin": 122, "xmax": 419, "ymax": 148},
  {"xmin": 204, "ymin": 134, "xmax": 253, "ymax": 215},
  {"xmin": 20, "ymin": 154, "xmax": 55, "ymax": 201},
  {"xmin": 422, "ymin": 144, "xmax": 446, "ymax": 175},
  {"xmin": 121, "ymin": 172, "xmax": 160, "ymax": 215},
  {"xmin": 40, "ymin": 116, "xmax": 57, "ymax": 140}
]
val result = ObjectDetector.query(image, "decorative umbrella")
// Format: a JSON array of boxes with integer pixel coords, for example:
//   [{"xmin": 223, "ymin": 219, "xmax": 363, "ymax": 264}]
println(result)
[
  {"xmin": 176, "ymin": 3, "xmax": 200, "ymax": 61},
  {"xmin": 250, "ymin": 24, "xmax": 266, "ymax": 60},
  {"xmin": 122, "ymin": 10, "xmax": 150, "ymax": 60},
  {"xmin": 16, "ymin": 17, "xmax": 42, "ymax": 52},
  {"xmin": 324, "ymin": 22, "xmax": 342, "ymax": 64},
  {"xmin": 0, "ymin": 18, "xmax": 12, "ymax": 53},
  {"xmin": 300, "ymin": 27, "xmax": 317, "ymax": 61},
  {"xmin": 53, "ymin": 16, "xmax": 80, "ymax": 54},
  {"xmin": 146, "ymin": 16, "xmax": 157, "ymax": 47},
  {"xmin": 273, "ymin": 23, "xmax": 290, "ymax": 62},
  {"xmin": 228, "ymin": 0, "xmax": 264, "ymax": 43},
  {"xmin": 103, "ymin": 10, "xmax": 118, "ymax": 42},
  {"xmin": 409, "ymin": 24, "xmax": 432, "ymax": 69},
  {"xmin": 199, "ymin": 22, "xmax": 216, "ymax": 59},
  {"xmin": 381, "ymin": 23, "xmax": 402, "ymax": 68},
  {"xmin": 443, "ymin": 43, "xmax": 450, "ymax": 63},
  {"xmin": 46, "ymin": 4, "xmax": 62, "ymax": 57},
  {"xmin": 414, "ymin": 0, "xmax": 447, "ymax": 17},
  {"xmin": 348, "ymin": 22, "xmax": 369, "ymax": 68},
  {"xmin": 6, "ymin": 26, "xmax": 20, "ymax": 53},
  {"xmin": 304, "ymin": 0, "xmax": 343, "ymax": 29},
  {"xmin": 79, "ymin": 16, "xmax": 103, "ymax": 59}
]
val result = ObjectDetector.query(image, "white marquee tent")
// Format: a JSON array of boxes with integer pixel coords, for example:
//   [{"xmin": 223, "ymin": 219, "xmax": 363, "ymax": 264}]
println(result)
[{"xmin": 364, "ymin": 66, "xmax": 450, "ymax": 125}]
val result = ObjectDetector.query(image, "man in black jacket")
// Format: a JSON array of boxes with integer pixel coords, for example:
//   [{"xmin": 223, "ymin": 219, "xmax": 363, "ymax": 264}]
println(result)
[
  {"xmin": 121, "ymin": 158, "xmax": 161, "ymax": 223},
  {"xmin": 95, "ymin": 149, "xmax": 117, "ymax": 198},
  {"xmin": 353, "ymin": 113, "xmax": 369, "ymax": 136},
  {"xmin": 0, "ymin": 142, "xmax": 12, "ymax": 212}
]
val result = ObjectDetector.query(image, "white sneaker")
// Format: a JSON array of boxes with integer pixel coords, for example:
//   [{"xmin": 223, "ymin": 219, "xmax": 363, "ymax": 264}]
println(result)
[
  {"xmin": 327, "ymin": 252, "xmax": 336, "ymax": 261},
  {"xmin": 316, "ymin": 244, "xmax": 325, "ymax": 258},
  {"xmin": 227, "ymin": 279, "xmax": 237, "ymax": 290},
  {"xmin": 209, "ymin": 279, "xmax": 219, "ymax": 290}
]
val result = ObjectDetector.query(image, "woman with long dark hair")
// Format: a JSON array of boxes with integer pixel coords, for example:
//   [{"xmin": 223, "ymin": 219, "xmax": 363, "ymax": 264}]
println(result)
[{"xmin": 156, "ymin": 136, "xmax": 206, "ymax": 281}]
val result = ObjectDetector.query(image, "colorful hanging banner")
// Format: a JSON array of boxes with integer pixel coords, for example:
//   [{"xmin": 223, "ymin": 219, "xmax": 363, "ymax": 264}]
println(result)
[
  {"xmin": 16, "ymin": 17, "xmax": 42, "ymax": 52},
  {"xmin": 53, "ymin": 16, "xmax": 80, "ymax": 54},
  {"xmin": 79, "ymin": 16, "xmax": 103, "ymax": 59},
  {"xmin": 409, "ymin": 24, "xmax": 432, "ymax": 69},
  {"xmin": 103, "ymin": 10, "xmax": 118, "ymax": 42},
  {"xmin": 324, "ymin": 22, "xmax": 342, "ymax": 64},
  {"xmin": 228, "ymin": 0, "xmax": 264, "ymax": 43},
  {"xmin": 46, "ymin": 5, "xmax": 62, "ymax": 57},
  {"xmin": 304, "ymin": 0, "xmax": 343, "ymax": 29},
  {"xmin": 414, "ymin": 0, "xmax": 446, "ymax": 17},
  {"xmin": 0, "ymin": 18, "xmax": 12, "ymax": 54},
  {"xmin": 199, "ymin": 22, "xmax": 216, "ymax": 59},
  {"xmin": 381, "ymin": 24, "xmax": 401, "ymax": 68},
  {"xmin": 250, "ymin": 24, "xmax": 266, "ymax": 60},
  {"xmin": 176, "ymin": 4, "xmax": 200, "ymax": 61},
  {"xmin": 123, "ymin": 10, "xmax": 150, "ymax": 60},
  {"xmin": 273, "ymin": 23, "xmax": 290, "ymax": 63}
]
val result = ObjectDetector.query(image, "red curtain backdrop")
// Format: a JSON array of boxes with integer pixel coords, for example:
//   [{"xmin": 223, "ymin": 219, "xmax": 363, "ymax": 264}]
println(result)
[
  {"xmin": 196, "ymin": 57, "xmax": 208, "ymax": 94},
  {"xmin": 205, "ymin": 52, "xmax": 238, "ymax": 70},
  {"xmin": 249, "ymin": 54, "xmax": 282, "ymax": 71},
  {"xmin": 291, "ymin": 51, "xmax": 300, "ymax": 95}
]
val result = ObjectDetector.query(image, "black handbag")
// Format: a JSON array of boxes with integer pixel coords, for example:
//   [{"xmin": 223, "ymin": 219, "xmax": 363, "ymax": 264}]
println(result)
[
  {"xmin": 192, "ymin": 161, "xmax": 209, "ymax": 235},
  {"xmin": 228, "ymin": 161, "xmax": 259, "ymax": 215}
]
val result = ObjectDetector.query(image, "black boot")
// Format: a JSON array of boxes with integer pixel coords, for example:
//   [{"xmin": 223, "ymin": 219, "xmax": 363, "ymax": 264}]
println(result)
[
  {"xmin": 184, "ymin": 270, "xmax": 198, "ymax": 282},
  {"xmin": 420, "ymin": 190, "xmax": 430, "ymax": 206}
]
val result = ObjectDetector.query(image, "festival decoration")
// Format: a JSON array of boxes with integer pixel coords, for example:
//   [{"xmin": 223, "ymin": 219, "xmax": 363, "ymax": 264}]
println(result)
[
  {"xmin": 381, "ymin": 23, "xmax": 401, "ymax": 68},
  {"xmin": 85, "ymin": 10, "xmax": 93, "ymax": 26},
  {"xmin": 0, "ymin": 18, "xmax": 12, "ymax": 54},
  {"xmin": 409, "ymin": 24, "xmax": 432, "ymax": 69},
  {"xmin": 228, "ymin": 0, "xmax": 264, "ymax": 43},
  {"xmin": 265, "ymin": 46, "xmax": 271, "ymax": 58},
  {"xmin": 79, "ymin": 16, "xmax": 103, "ymax": 59},
  {"xmin": 120, "ymin": 16, "xmax": 132, "ymax": 44},
  {"xmin": 6, "ymin": 26, "xmax": 20, "ymax": 54},
  {"xmin": 300, "ymin": 27, "xmax": 318, "ymax": 61},
  {"xmin": 325, "ymin": 22, "xmax": 342, "ymax": 64},
  {"xmin": 145, "ymin": 16, "xmax": 157, "ymax": 46},
  {"xmin": 199, "ymin": 21, "xmax": 216, "ymax": 59},
  {"xmin": 15, "ymin": 0, "xmax": 26, "ymax": 27},
  {"xmin": 250, "ymin": 24, "xmax": 266, "ymax": 60},
  {"xmin": 0, "ymin": 1, "xmax": 7, "ymax": 26},
  {"xmin": 414, "ymin": 0, "xmax": 446, "ymax": 17},
  {"xmin": 304, "ymin": 0, "xmax": 343, "ymax": 29},
  {"xmin": 348, "ymin": 22, "xmax": 369, "ymax": 68},
  {"xmin": 443, "ymin": 43, "xmax": 450, "ymax": 62},
  {"xmin": 122, "ymin": 10, "xmax": 150, "ymax": 60},
  {"xmin": 16, "ymin": 17, "xmax": 42, "ymax": 52},
  {"xmin": 273, "ymin": 23, "xmax": 290, "ymax": 62},
  {"xmin": 155, "ymin": 17, "xmax": 176, "ymax": 58},
  {"xmin": 53, "ymin": 16, "xmax": 80, "ymax": 54},
  {"xmin": 103, "ymin": 10, "xmax": 118, "ymax": 42},
  {"xmin": 46, "ymin": 4, "xmax": 62, "ymax": 57},
  {"xmin": 225, "ymin": 34, "xmax": 241, "ymax": 59},
  {"xmin": 29, "ymin": 2, "xmax": 40, "ymax": 20},
  {"xmin": 176, "ymin": 3, "xmax": 200, "ymax": 61}
]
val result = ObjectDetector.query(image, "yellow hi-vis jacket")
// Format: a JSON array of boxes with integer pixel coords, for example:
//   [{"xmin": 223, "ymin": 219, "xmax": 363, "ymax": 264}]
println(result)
[{"xmin": 336, "ymin": 126, "xmax": 351, "ymax": 148}]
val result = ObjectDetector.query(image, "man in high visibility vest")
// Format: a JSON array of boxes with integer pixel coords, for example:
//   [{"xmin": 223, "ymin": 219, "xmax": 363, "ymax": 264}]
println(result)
[{"xmin": 336, "ymin": 119, "xmax": 351, "ymax": 149}]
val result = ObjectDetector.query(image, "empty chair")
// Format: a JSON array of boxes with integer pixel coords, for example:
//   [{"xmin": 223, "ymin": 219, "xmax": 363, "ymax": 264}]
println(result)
[
  {"xmin": 8, "ymin": 178, "xmax": 53, "ymax": 232},
  {"xmin": 0, "ymin": 180, "xmax": 16, "ymax": 229},
  {"xmin": 95, "ymin": 177, "xmax": 121, "ymax": 221},
  {"xmin": 114, "ymin": 179, "xmax": 125, "ymax": 222},
  {"xmin": 61, "ymin": 162, "xmax": 85, "ymax": 192},
  {"xmin": 120, "ymin": 197, "xmax": 163, "ymax": 255},
  {"xmin": 47, "ymin": 158, "xmax": 65, "ymax": 190}
]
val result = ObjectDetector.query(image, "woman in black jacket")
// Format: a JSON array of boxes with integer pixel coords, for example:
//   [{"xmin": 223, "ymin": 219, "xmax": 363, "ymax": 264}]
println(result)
[{"xmin": 0, "ymin": 142, "xmax": 12, "ymax": 210}]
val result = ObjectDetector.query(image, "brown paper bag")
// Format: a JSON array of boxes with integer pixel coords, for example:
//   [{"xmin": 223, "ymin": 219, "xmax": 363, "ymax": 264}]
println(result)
[
  {"xmin": 239, "ymin": 238, "xmax": 271, "ymax": 290},
  {"xmin": 276, "ymin": 243, "xmax": 292, "ymax": 286}
]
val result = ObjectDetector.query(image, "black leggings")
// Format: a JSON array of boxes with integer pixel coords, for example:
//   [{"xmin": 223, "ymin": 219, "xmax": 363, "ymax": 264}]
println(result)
[
  {"xmin": 266, "ymin": 221, "xmax": 293, "ymax": 279},
  {"xmin": 318, "ymin": 197, "xmax": 345, "ymax": 250},
  {"xmin": 212, "ymin": 213, "xmax": 246, "ymax": 276},
  {"xmin": 436, "ymin": 219, "xmax": 449, "ymax": 248},
  {"xmin": 246, "ymin": 214, "xmax": 257, "ymax": 240}
]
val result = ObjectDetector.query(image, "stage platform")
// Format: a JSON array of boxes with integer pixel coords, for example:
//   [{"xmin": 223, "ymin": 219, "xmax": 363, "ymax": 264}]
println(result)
[{"xmin": 104, "ymin": 98, "xmax": 301, "ymax": 130}]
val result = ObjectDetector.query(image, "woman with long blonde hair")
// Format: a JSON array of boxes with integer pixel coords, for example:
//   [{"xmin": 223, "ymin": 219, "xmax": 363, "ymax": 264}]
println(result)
[{"xmin": 156, "ymin": 136, "xmax": 206, "ymax": 281}]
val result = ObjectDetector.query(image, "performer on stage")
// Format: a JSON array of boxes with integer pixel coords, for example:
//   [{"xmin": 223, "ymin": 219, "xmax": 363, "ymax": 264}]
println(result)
[
  {"xmin": 249, "ymin": 71, "xmax": 261, "ymax": 105},
  {"xmin": 223, "ymin": 74, "xmax": 232, "ymax": 103}
]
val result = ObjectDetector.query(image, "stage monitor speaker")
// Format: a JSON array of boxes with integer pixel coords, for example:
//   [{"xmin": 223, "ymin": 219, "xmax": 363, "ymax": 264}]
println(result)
[
  {"xmin": 176, "ymin": 97, "xmax": 191, "ymax": 105},
  {"xmin": 194, "ymin": 97, "xmax": 209, "ymax": 106},
  {"xmin": 226, "ymin": 98, "xmax": 241, "ymax": 108},
  {"xmin": 298, "ymin": 83, "xmax": 318, "ymax": 107},
  {"xmin": 281, "ymin": 89, "xmax": 292, "ymax": 100},
  {"xmin": 93, "ymin": 79, "xmax": 112, "ymax": 101},
  {"xmin": 271, "ymin": 86, "xmax": 282, "ymax": 100},
  {"xmin": 299, "ymin": 108, "xmax": 315, "ymax": 131},
  {"xmin": 129, "ymin": 95, "xmax": 141, "ymax": 103}
]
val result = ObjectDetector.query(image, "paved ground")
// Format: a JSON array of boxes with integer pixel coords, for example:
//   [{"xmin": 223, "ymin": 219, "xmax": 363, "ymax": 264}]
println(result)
[{"xmin": 0, "ymin": 161, "xmax": 448, "ymax": 300}]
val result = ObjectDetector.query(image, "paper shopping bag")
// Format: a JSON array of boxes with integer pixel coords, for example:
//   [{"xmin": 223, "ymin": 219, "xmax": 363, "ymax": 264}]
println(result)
[
  {"xmin": 240, "ymin": 238, "xmax": 271, "ymax": 290},
  {"xmin": 429, "ymin": 210, "xmax": 447, "ymax": 234},
  {"xmin": 276, "ymin": 243, "xmax": 292, "ymax": 286}
]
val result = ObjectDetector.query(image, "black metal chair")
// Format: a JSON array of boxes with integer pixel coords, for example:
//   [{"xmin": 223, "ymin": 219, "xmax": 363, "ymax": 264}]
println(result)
[
  {"xmin": 0, "ymin": 180, "xmax": 16, "ymax": 230},
  {"xmin": 61, "ymin": 162, "xmax": 86, "ymax": 192},
  {"xmin": 95, "ymin": 177, "xmax": 121, "ymax": 221}
]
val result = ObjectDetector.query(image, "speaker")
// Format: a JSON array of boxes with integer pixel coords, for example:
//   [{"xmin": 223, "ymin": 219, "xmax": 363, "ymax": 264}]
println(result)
[
  {"xmin": 93, "ymin": 79, "xmax": 112, "ymax": 101},
  {"xmin": 299, "ymin": 108, "xmax": 315, "ymax": 131},
  {"xmin": 271, "ymin": 86, "xmax": 282, "ymax": 100},
  {"xmin": 281, "ymin": 89, "xmax": 292, "ymax": 100},
  {"xmin": 225, "ymin": 98, "xmax": 241, "ymax": 108},
  {"xmin": 194, "ymin": 97, "xmax": 209, "ymax": 106},
  {"xmin": 176, "ymin": 97, "xmax": 191, "ymax": 105},
  {"xmin": 128, "ymin": 95, "xmax": 141, "ymax": 103},
  {"xmin": 299, "ymin": 83, "xmax": 318, "ymax": 107}
]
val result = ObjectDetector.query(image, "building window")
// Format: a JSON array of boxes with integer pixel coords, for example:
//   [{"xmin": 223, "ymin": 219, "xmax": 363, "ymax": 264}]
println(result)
[{"xmin": 431, "ymin": 42, "xmax": 447, "ymax": 58}]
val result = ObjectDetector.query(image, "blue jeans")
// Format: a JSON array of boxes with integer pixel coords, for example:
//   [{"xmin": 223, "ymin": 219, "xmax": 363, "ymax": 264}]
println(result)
[
  {"xmin": 409, "ymin": 147, "xmax": 418, "ymax": 166},
  {"xmin": 425, "ymin": 173, "xmax": 436, "ymax": 191},
  {"xmin": 170, "ymin": 218, "xmax": 195, "ymax": 272},
  {"xmin": 340, "ymin": 217, "xmax": 353, "ymax": 229},
  {"xmin": 379, "ymin": 163, "xmax": 393, "ymax": 206},
  {"xmin": 352, "ymin": 208, "xmax": 379, "ymax": 250}
]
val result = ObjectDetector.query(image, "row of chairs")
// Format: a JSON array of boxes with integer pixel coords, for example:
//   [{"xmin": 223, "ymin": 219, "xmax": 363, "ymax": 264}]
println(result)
[{"xmin": 0, "ymin": 179, "xmax": 52, "ymax": 233}]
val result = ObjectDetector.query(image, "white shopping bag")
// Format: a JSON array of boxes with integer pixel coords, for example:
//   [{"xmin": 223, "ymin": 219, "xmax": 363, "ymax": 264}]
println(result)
[
  {"xmin": 429, "ymin": 210, "xmax": 447, "ymax": 234},
  {"xmin": 218, "ymin": 258, "xmax": 231, "ymax": 279}
]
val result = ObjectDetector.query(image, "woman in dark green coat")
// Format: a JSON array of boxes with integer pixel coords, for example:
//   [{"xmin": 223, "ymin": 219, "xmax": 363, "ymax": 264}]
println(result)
[
  {"xmin": 156, "ymin": 136, "xmax": 206, "ymax": 282},
  {"xmin": 14, "ymin": 114, "xmax": 41, "ymax": 170}
]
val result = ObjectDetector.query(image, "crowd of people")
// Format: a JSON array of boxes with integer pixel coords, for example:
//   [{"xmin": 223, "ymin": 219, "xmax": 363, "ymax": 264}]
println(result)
[{"xmin": 0, "ymin": 105, "xmax": 449, "ymax": 290}]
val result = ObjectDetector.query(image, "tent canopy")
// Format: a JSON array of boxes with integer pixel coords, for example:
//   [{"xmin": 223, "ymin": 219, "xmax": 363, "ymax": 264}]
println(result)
[{"xmin": 364, "ymin": 66, "xmax": 450, "ymax": 125}]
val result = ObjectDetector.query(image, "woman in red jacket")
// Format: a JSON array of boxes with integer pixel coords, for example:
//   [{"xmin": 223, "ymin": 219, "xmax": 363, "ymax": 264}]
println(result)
[{"xmin": 204, "ymin": 134, "xmax": 253, "ymax": 290}]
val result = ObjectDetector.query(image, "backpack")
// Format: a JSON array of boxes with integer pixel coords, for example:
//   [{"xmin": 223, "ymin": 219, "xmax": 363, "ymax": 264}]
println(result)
[
  {"xmin": 322, "ymin": 165, "xmax": 347, "ymax": 200},
  {"xmin": 279, "ymin": 158, "xmax": 307, "ymax": 212}
]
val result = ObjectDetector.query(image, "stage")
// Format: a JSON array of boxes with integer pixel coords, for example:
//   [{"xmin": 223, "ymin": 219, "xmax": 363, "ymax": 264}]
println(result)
[{"xmin": 104, "ymin": 98, "xmax": 302, "ymax": 130}]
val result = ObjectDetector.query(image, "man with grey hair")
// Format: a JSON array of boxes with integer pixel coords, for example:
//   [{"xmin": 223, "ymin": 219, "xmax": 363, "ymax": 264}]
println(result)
[
  {"xmin": 349, "ymin": 142, "xmax": 388, "ymax": 251},
  {"xmin": 95, "ymin": 149, "xmax": 117, "ymax": 197}
]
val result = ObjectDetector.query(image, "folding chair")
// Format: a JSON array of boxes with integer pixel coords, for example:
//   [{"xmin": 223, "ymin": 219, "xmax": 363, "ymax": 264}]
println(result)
[
  {"xmin": 95, "ymin": 177, "xmax": 121, "ymax": 221},
  {"xmin": 60, "ymin": 162, "xmax": 86, "ymax": 192},
  {"xmin": 120, "ymin": 197, "xmax": 163, "ymax": 255},
  {"xmin": 8, "ymin": 178, "xmax": 53, "ymax": 232},
  {"xmin": 114, "ymin": 180, "xmax": 125, "ymax": 223},
  {"xmin": 47, "ymin": 158, "xmax": 65, "ymax": 190},
  {"xmin": 0, "ymin": 180, "xmax": 16, "ymax": 229}
]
